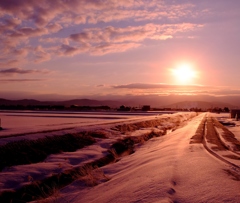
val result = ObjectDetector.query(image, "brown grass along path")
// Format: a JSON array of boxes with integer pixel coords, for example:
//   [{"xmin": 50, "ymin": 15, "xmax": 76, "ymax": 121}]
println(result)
[{"xmin": 0, "ymin": 131, "xmax": 109, "ymax": 171}]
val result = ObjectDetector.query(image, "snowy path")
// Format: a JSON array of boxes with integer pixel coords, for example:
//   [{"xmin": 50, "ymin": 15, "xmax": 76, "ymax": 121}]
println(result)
[{"xmin": 59, "ymin": 113, "xmax": 240, "ymax": 203}]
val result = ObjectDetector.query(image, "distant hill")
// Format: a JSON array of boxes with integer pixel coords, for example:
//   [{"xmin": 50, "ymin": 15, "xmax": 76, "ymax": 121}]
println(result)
[
  {"xmin": 56, "ymin": 99, "xmax": 122, "ymax": 107},
  {"xmin": 0, "ymin": 95, "xmax": 238, "ymax": 109},
  {"xmin": 0, "ymin": 98, "xmax": 122, "ymax": 108},
  {"xmin": 0, "ymin": 98, "xmax": 45, "ymax": 106}
]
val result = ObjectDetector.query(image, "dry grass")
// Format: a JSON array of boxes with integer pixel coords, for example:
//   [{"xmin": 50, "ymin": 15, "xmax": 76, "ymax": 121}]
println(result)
[
  {"xmin": 190, "ymin": 116, "xmax": 206, "ymax": 144},
  {"xmin": 78, "ymin": 166, "xmax": 110, "ymax": 187},
  {"xmin": 224, "ymin": 169, "xmax": 240, "ymax": 181},
  {"xmin": 114, "ymin": 113, "xmax": 197, "ymax": 134},
  {"xmin": 0, "ymin": 155, "xmax": 115, "ymax": 202},
  {"xmin": 114, "ymin": 119, "xmax": 168, "ymax": 133},
  {"xmin": 84, "ymin": 130, "xmax": 109, "ymax": 139},
  {"xmin": 223, "ymin": 155, "xmax": 240, "ymax": 160},
  {"xmin": 0, "ymin": 133, "xmax": 96, "ymax": 171},
  {"xmin": 0, "ymin": 129, "xmax": 108, "ymax": 171},
  {"xmin": 109, "ymin": 130, "xmax": 165, "ymax": 157}
]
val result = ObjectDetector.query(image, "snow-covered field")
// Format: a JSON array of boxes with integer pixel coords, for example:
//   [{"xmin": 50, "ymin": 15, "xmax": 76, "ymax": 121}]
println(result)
[
  {"xmin": 0, "ymin": 110, "xmax": 170, "ymax": 138},
  {"xmin": 0, "ymin": 111, "xmax": 239, "ymax": 203}
]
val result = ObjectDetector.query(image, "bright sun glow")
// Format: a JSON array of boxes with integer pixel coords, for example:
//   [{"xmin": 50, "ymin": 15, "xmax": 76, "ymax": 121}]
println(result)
[{"xmin": 171, "ymin": 63, "xmax": 197, "ymax": 84}]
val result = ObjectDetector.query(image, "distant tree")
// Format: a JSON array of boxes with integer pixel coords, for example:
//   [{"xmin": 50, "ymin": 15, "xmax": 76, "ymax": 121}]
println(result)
[
  {"xmin": 118, "ymin": 105, "xmax": 131, "ymax": 111},
  {"xmin": 212, "ymin": 107, "xmax": 222, "ymax": 113},
  {"xmin": 223, "ymin": 107, "xmax": 230, "ymax": 112}
]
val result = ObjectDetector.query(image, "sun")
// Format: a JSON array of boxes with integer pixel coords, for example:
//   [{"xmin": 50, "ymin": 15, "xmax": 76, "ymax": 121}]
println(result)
[{"xmin": 171, "ymin": 63, "xmax": 197, "ymax": 84}]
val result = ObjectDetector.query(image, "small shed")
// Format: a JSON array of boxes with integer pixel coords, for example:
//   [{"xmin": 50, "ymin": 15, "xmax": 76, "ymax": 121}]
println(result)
[
  {"xmin": 142, "ymin": 105, "xmax": 150, "ymax": 111},
  {"xmin": 230, "ymin": 109, "xmax": 240, "ymax": 119}
]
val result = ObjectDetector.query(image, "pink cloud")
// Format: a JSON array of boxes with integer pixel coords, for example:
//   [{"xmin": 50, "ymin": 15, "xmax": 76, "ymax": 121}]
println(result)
[
  {"xmin": 70, "ymin": 23, "xmax": 202, "ymax": 45},
  {"xmin": 0, "ymin": 0, "xmax": 206, "ymax": 62},
  {"xmin": 47, "ymin": 23, "xmax": 62, "ymax": 33},
  {"xmin": 0, "ymin": 79, "xmax": 44, "ymax": 83},
  {"xmin": 0, "ymin": 67, "xmax": 49, "ymax": 75},
  {"xmin": 113, "ymin": 83, "xmax": 208, "ymax": 89},
  {"xmin": 0, "ymin": 1, "xmax": 203, "ymax": 28},
  {"xmin": 0, "ymin": 17, "xmax": 21, "ymax": 34},
  {"xmin": 0, "ymin": 59, "xmax": 22, "ymax": 68},
  {"xmin": 33, "ymin": 46, "xmax": 51, "ymax": 63},
  {"xmin": 68, "ymin": 23, "xmax": 202, "ymax": 55},
  {"xmin": 57, "ymin": 44, "xmax": 89, "ymax": 56},
  {"xmin": 10, "ymin": 27, "xmax": 48, "ymax": 38},
  {"xmin": 12, "ymin": 48, "xmax": 28, "ymax": 56},
  {"xmin": 90, "ymin": 43, "xmax": 141, "ymax": 55}
]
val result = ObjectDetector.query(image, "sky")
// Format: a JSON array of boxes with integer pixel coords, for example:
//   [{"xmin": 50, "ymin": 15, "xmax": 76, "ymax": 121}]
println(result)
[{"xmin": 1, "ymin": 0, "xmax": 240, "ymax": 101}]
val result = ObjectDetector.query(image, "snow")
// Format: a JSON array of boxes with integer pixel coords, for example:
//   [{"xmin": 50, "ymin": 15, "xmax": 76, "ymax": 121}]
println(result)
[
  {"xmin": 0, "ymin": 111, "xmax": 186, "ymax": 192},
  {"xmin": 55, "ymin": 113, "xmax": 240, "ymax": 203},
  {"xmin": 0, "ymin": 111, "xmax": 239, "ymax": 202},
  {"xmin": 215, "ymin": 127, "xmax": 236, "ymax": 151},
  {"xmin": 0, "ymin": 110, "xmax": 153, "ymax": 138},
  {"xmin": 213, "ymin": 112, "xmax": 240, "ymax": 143}
]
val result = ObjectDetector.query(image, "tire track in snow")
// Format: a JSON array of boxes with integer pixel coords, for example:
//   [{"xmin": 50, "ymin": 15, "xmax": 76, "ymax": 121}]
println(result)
[{"xmin": 203, "ymin": 115, "xmax": 240, "ymax": 169}]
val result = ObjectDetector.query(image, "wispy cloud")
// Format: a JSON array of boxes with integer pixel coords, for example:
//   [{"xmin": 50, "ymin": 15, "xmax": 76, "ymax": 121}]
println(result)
[
  {"xmin": 0, "ymin": 79, "xmax": 44, "ymax": 83},
  {"xmin": 112, "ymin": 83, "xmax": 240, "ymax": 97},
  {"xmin": 113, "ymin": 83, "xmax": 207, "ymax": 89},
  {"xmin": 0, "ymin": 68, "xmax": 50, "ymax": 75},
  {"xmin": 68, "ymin": 23, "xmax": 202, "ymax": 55}
]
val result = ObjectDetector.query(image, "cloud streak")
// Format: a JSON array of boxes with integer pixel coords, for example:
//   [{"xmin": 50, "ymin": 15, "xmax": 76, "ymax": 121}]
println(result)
[
  {"xmin": 0, "ymin": 68, "xmax": 49, "ymax": 75},
  {"xmin": 111, "ymin": 83, "xmax": 240, "ymax": 97},
  {"xmin": 0, "ymin": 79, "xmax": 44, "ymax": 83},
  {"xmin": 113, "ymin": 83, "xmax": 208, "ymax": 89}
]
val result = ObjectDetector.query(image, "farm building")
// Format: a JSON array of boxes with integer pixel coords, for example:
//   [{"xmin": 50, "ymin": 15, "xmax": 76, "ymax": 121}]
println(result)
[
  {"xmin": 230, "ymin": 109, "xmax": 240, "ymax": 119},
  {"xmin": 142, "ymin": 105, "xmax": 151, "ymax": 111}
]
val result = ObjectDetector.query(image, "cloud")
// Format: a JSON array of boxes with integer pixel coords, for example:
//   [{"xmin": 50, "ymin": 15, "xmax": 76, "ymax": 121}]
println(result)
[
  {"xmin": 0, "ymin": 59, "xmax": 20, "ymax": 67},
  {"xmin": 0, "ymin": 1, "xmax": 205, "ymax": 30},
  {"xmin": 12, "ymin": 48, "xmax": 28, "ymax": 56},
  {"xmin": 206, "ymin": 89, "xmax": 240, "ymax": 96},
  {"xmin": 70, "ymin": 23, "xmax": 201, "ymax": 44},
  {"xmin": 57, "ymin": 44, "xmax": 89, "ymax": 56},
  {"xmin": 113, "ymin": 83, "xmax": 207, "ymax": 89},
  {"xmin": 111, "ymin": 83, "xmax": 240, "ymax": 97},
  {"xmin": 0, "ymin": 0, "xmax": 206, "ymax": 62},
  {"xmin": 0, "ymin": 17, "xmax": 21, "ymax": 34},
  {"xmin": 96, "ymin": 84, "xmax": 106, "ymax": 87},
  {"xmin": 9, "ymin": 27, "xmax": 48, "ymax": 38},
  {"xmin": 39, "ymin": 37, "xmax": 69, "ymax": 45},
  {"xmin": 111, "ymin": 83, "xmax": 215, "ymax": 96},
  {"xmin": 0, "ymin": 68, "xmax": 50, "ymax": 75},
  {"xmin": 0, "ymin": 79, "xmax": 44, "ymax": 83},
  {"xmin": 68, "ymin": 23, "xmax": 202, "ymax": 55},
  {"xmin": 33, "ymin": 46, "xmax": 51, "ymax": 63},
  {"xmin": 90, "ymin": 42, "xmax": 141, "ymax": 55},
  {"xmin": 47, "ymin": 23, "xmax": 62, "ymax": 33}
]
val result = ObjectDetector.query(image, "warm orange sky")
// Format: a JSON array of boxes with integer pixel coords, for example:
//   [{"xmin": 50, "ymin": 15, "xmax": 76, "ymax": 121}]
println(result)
[{"xmin": 1, "ymin": 0, "xmax": 240, "ymax": 100}]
